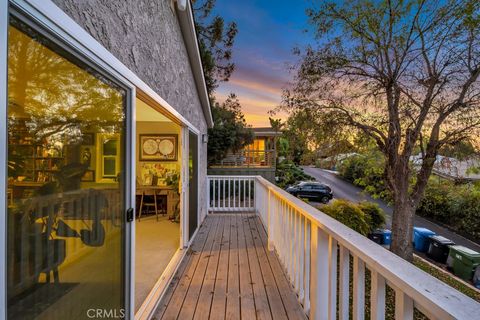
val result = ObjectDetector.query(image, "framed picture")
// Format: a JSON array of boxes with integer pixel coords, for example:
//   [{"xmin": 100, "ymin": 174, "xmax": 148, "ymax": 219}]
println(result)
[
  {"xmin": 81, "ymin": 170, "xmax": 95, "ymax": 182},
  {"xmin": 139, "ymin": 134, "xmax": 178, "ymax": 161},
  {"xmin": 143, "ymin": 174, "xmax": 153, "ymax": 186},
  {"xmin": 81, "ymin": 133, "xmax": 95, "ymax": 145}
]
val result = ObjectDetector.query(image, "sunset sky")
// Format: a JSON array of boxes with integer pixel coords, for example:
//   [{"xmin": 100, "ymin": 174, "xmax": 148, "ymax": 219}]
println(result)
[{"xmin": 212, "ymin": 0, "xmax": 312, "ymax": 127}]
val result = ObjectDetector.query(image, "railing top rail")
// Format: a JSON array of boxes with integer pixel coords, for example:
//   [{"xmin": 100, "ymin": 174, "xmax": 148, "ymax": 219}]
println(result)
[
  {"xmin": 207, "ymin": 175, "xmax": 257, "ymax": 179},
  {"xmin": 254, "ymin": 175, "xmax": 480, "ymax": 319}
]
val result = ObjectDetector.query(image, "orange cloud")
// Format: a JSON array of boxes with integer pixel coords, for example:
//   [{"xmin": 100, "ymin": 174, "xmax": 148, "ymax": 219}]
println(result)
[{"xmin": 215, "ymin": 92, "xmax": 287, "ymax": 127}]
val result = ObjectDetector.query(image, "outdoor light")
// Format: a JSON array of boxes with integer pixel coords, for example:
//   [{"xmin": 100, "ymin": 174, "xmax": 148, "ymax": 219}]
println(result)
[
  {"xmin": 176, "ymin": 0, "xmax": 187, "ymax": 11},
  {"xmin": 202, "ymin": 134, "xmax": 208, "ymax": 144}
]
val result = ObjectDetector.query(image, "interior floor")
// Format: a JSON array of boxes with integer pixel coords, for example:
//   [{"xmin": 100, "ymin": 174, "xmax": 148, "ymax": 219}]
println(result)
[{"xmin": 135, "ymin": 215, "xmax": 180, "ymax": 311}]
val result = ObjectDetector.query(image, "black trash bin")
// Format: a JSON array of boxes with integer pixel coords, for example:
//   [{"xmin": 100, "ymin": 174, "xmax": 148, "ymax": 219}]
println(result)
[
  {"xmin": 427, "ymin": 235, "xmax": 455, "ymax": 264},
  {"xmin": 368, "ymin": 230, "xmax": 383, "ymax": 244}
]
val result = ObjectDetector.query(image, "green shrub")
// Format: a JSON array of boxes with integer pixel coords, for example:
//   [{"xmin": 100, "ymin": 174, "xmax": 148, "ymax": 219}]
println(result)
[
  {"xmin": 417, "ymin": 179, "xmax": 455, "ymax": 224},
  {"xmin": 358, "ymin": 201, "xmax": 386, "ymax": 232},
  {"xmin": 275, "ymin": 160, "xmax": 313, "ymax": 188},
  {"xmin": 417, "ymin": 179, "xmax": 480, "ymax": 240},
  {"xmin": 337, "ymin": 152, "xmax": 391, "ymax": 202},
  {"xmin": 321, "ymin": 200, "xmax": 371, "ymax": 236},
  {"xmin": 449, "ymin": 186, "xmax": 480, "ymax": 239}
]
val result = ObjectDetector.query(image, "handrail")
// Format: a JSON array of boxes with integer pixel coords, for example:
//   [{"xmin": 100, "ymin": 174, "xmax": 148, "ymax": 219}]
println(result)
[
  {"xmin": 207, "ymin": 175, "xmax": 480, "ymax": 319},
  {"xmin": 209, "ymin": 149, "xmax": 276, "ymax": 168}
]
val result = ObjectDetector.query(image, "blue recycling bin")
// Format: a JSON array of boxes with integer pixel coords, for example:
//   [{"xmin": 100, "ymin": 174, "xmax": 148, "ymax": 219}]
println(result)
[
  {"xmin": 381, "ymin": 229, "xmax": 392, "ymax": 246},
  {"xmin": 413, "ymin": 227, "xmax": 436, "ymax": 252}
]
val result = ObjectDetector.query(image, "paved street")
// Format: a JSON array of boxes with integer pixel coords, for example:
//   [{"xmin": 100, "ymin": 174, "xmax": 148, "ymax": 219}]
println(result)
[{"xmin": 302, "ymin": 166, "xmax": 480, "ymax": 252}]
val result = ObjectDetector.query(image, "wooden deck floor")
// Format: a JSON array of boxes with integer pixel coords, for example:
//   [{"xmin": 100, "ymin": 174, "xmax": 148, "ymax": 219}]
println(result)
[{"xmin": 152, "ymin": 214, "xmax": 307, "ymax": 320}]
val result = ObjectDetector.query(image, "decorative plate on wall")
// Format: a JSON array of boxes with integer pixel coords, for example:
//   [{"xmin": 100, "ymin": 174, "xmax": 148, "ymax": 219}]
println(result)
[{"xmin": 139, "ymin": 134, "xmax": 178, "ymax": 161}]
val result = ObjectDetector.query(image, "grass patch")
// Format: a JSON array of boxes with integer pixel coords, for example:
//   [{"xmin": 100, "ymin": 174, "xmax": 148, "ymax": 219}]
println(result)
[{"xmin": 413, "ymin": 257, "xmax": 480, "ymax": 302}]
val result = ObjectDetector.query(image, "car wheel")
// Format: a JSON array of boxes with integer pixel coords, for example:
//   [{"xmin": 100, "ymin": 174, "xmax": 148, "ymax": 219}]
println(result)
[{"xmin": 320, "ymin": 196, "xmax": 330, "ymax": 204}]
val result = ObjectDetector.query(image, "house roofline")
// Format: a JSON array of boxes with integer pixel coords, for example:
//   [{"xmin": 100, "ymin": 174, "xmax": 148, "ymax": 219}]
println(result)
[{"xmin": 176, "ymin": 1, "xmax": 214, "ymax": 128}]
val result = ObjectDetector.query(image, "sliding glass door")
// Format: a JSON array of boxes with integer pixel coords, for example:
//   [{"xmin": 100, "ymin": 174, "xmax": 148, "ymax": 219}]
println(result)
[
  {"xmin": 188, "ymin": 131, "xmax": 198, "ymax": 239},
  {"xmin": 6, "ymin": 16, "xmax": 130, "ymax": 319}
]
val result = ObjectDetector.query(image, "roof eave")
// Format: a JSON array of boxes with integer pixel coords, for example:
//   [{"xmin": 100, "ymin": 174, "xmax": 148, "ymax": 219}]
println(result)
[{"xmin": 176, "ymin": 1, "xmax": 214, "ymax": 128}]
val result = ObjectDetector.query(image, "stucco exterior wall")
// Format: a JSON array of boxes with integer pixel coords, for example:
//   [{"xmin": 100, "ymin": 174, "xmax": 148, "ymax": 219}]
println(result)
[{"xmin": 52, "ymin": 0, "xmax": 209, "ymax": 222}]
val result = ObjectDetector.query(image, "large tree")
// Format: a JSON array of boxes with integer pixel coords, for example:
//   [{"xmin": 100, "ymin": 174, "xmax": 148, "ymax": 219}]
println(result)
[
  {"xmin": 207, "ymin": 94, "xmax": 254, "ymax": 165},
  {"xmin": 192, "ymin": 0, "xmax": 238, "ymax": 95},
  {"xmin": 284, "ymin": 0, "xmax": 480, "ymax": 260}
]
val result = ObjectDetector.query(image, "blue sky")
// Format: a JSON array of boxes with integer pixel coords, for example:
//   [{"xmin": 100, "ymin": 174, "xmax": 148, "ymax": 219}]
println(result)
[{"xmin": 213, "ymin": 0, "xmax": 312, "ymax": 126}]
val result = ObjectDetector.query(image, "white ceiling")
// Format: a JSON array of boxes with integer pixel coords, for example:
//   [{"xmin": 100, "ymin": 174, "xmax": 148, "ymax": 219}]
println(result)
[{"xmin": 136, "ymin": 98, "xmax": 172, "ymax": 122}]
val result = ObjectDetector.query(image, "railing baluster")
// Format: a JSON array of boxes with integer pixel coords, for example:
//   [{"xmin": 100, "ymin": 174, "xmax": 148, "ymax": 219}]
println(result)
[
  {"xmin": 371, "ymin": 270, "xmax": 386, "ymax": 320},
  {"xmin": 267, "ymin": 189, "xmax": 274, "ymax": 251},
  {"xmin": 294, "ymin": 210, "xmax": 299, "ymax": 292},
  {"xmin": 353, "ymin": 256, "xmax": 365, "ymax": 320},
  {"xmin": 216, "ymin": 178, "xmax": 219, "ymax": 210},
  {"xmin": 338, "ymin": 245, "xmax": 350, "ymax": 320},
  {"xmin": 310, "ymin": 225, "xmax": 329, "ymax": 320},
  {"xmin": 304, "ymin": 219, "xmax": 311, "ymax": 314},
  {"xmin": 288, "ymin": 205, "xmax": 294, "ymax": 279},
  {"xmin": 248, "ymin": 179, "xmax": 251, "ymax": 209},
  {"xmin": 228, "ymin": 179, "xmax": 231, "ymax": 210},
  {"xmin": 298, "ymin": 214, "xmax": 305, "ymax": 302},
  {"xmin": 282, "ymin": 200, "xmax": 287, "ymax": 265},
  {"xmin": 233, "ymin": 178, "xmax": 237, "ymax": 210},
  {"xmin": 212, "ymin": 179, "xmax": 215, "ymax": 211},
  {"xmin": 329, "ymin": 237, "xmax": 338, "ymax": 320},
  {"xmin": 295, "ymin": 212, "xmax": 301, "ymax": 295},
  {"xmin": 240, "ymin": 178, "xmax": 243, "ymax": 209},
  {"xmin": 222, "ymin": 178, "xmax": 226, "ymax": 209},
  {"xmin": 395, "ymin": 290, "xmax": 413, "ymax": 320}
]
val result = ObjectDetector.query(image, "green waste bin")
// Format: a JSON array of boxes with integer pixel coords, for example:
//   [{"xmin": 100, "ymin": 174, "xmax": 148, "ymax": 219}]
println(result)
[{"xmin": 448, "ymin": 245, "xmax": 480, "ymax": 281}]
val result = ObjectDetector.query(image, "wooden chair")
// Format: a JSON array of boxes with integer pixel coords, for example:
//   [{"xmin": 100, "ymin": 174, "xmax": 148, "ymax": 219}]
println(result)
[{"xmin": 138, "ymin": 189, "xmax": 167, "ymax": 221}]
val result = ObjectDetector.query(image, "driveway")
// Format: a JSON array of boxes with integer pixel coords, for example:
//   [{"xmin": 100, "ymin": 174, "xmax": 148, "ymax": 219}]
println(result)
[{"xmin": 302, "ymin": 166, "xmax": 480, "ymax": 252}]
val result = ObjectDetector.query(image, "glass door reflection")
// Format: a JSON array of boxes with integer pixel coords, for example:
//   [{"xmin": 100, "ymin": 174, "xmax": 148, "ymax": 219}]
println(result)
[{"xmin": 7, "ymin": 18, "xmax": 127, "ymax": 319}]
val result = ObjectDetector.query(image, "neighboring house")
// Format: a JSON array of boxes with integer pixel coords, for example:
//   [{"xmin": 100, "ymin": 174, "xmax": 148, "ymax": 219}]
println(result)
[
  {"xmin": 208, "ymin": 127, "xmax": 281, "ymax": 182},
  {"xmin": 411, "ymin": 154, "xmax": 480, "ymax": 182},
  {"xmin": 1, "ymin": 1, "xmax": 479, "ymax": 320}
]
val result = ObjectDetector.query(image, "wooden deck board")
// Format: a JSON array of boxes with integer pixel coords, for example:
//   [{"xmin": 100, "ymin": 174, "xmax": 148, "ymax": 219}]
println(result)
[
  {"xmin": 210, "ymin": 214, "xmax": 231, "ymax": 320},
  {"xmin": 225, "ymin": 215, "xmax": 240, "ymax": 320},
  {"xmin": 237, "ymin": 214, "xmax": 256, "ymax": 320},
  {"xmin": 246, "ymin": 216, "xmax": 288, "ymax": 320},
  {"xmin": 241, "ymin": 215, "xmax": 272, "ymax": 320},
  {"xmin": 154, "ymin": 214, "xmax": 307, "ymax": 320}
]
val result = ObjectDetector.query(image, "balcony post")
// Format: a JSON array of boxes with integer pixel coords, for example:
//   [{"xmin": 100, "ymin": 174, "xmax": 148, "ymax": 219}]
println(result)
[
  {"xmin": 395, "ymin": 290, "xmax": 413, "ymax": 320},
  {"xmin": 338, "ymin": 245, "xmax": 350, "ymax": 320},
  {"xmin": 310, "ymin": 225, "xmax": 329, "ymax": 320},
  {"xmin": 267, "ymin": 188, "xmax": 274, "ymax": 251},
  {"xmin": 371, "ymin": 270, "xmax": 386, "ymax": 320},
  {"xmin": 353, "ymin": 256, "xmax": 365, "ymax": 320}
]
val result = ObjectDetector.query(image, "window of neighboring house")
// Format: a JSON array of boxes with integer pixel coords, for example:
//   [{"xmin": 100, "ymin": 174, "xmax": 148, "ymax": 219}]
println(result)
[
  {"xmin": 246, "ymin": 138, "xmax": 266, "ymax": 152},
  {"xmin": 99, "ymin": 134, "xmax": 120, "ymax": 179}
]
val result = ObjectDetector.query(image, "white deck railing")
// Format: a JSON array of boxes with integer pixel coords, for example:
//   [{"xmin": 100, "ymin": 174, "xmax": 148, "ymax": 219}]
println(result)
[
  {"xmin": 207, "ymin": 175, "xmax": 480, "ymax": 319},
  {"xmin": 207, "ymin": 176, "xmax": 256, "ymax": 212}
]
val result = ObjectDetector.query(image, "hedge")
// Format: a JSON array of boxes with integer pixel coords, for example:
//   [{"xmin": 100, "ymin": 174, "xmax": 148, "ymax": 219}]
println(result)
[
  {"xmin": 321, "ymin": 199, "xmax": 386, "ymax": 235},
  {"xmin": 417, "ymin": 179, "xmax": 480, "ymax": 240}
]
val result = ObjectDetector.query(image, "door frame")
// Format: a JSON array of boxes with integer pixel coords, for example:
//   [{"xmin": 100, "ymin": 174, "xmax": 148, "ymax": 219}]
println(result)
[
  {"xmin": 181, "ymin": 127, "xmax": 189, "ymax": 248},
  {"xmin": 187, "ymin": 130, "xmax": 200, "ymax": 244},
  {"xmin": 0, "ymin": 1, "xmax": 202, "ymax": 319},
  {"xmin": 3, "ymin": 2, "xmax": 137, "ymax": 319},
  {"xmin": 0, "ymin": 0, "xmax": 8, "ymax": 319}
]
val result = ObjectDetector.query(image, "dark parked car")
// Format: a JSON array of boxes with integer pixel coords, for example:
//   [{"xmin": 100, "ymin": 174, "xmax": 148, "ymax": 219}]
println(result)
[{"xmin": 285, "ymin": 181, "xmax": 333, "ymax": 203}]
